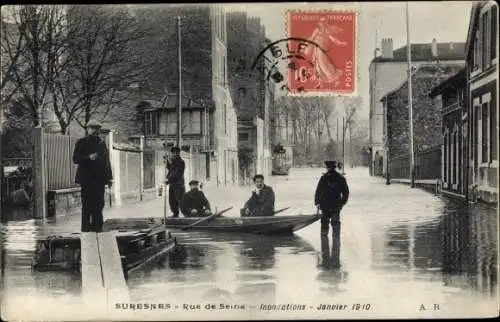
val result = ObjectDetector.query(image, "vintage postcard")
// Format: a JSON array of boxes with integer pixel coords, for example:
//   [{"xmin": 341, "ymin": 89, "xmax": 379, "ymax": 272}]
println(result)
[{"xmin": 0, "ymin": 1, "xmax": 498, "ymax": 321}]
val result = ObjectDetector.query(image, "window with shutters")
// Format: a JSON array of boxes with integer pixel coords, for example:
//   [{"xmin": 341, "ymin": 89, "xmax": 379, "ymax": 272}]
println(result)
[
  {"xmin": 224, "ymin": 104, "xmax": 227, "ymax": 134},
  {"xmin": 492, "ymin": 5, "xmax": 497, "ymax": 61},
  {"xmin": 473, "ymin": 30, "xmax": 481, "ymax": 71},
  {"xmin": 144, "ymin": 111, "xmax": 159, "ymax": 136},
  {"xmin": 443, "ymin": 133, "xmax": 448, "ymax": 183},
  {"xmin": 490, "ymin": 98, "xmax": 497, "ymax": 161},
  {"xmin": 481, "ymin": 11, "xmax": 492, "ymax": 69},
  {"xmin": 481, "ymin": 102, "xmax": 489, "ymax": 163}
]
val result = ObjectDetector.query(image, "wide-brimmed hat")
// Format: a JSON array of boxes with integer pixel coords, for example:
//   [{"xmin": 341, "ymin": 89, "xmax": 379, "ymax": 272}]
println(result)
[
  {"xmin": 324, "ymin": 160, "xmax": 337, "ymax": 168},
  {"xmin": 87, "ymin": 120, "xmax": 102, "ymax": 128}
]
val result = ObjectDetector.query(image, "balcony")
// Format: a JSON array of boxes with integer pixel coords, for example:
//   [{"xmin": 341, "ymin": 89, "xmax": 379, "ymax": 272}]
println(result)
[{"xmin": 442, "ymin": 101, "xmax": 463, "ymax": 116}]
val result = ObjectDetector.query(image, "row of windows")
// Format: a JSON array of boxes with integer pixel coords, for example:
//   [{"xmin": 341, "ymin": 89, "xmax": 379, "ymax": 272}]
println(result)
[
  {"xmin": 213, "ymin": 6, "xmax": 227, "ymax": 44},
  {"xmin": 215, "ymin": 51, "xmax": 227, "ymax": 86},
  {"xmin": 143, "ymin": 110, "xmax": 207, "ymax": 136},
  {"xmin": 470, "ymin": 94, "xmax": 497, "ymax": 166},
  {"xmin": 472, "ymin": 4, "xmax": 497, "ymax": 72},
  {"xmin": 443, "ymin": 128, "xmax": 460, "ymax": 186}
]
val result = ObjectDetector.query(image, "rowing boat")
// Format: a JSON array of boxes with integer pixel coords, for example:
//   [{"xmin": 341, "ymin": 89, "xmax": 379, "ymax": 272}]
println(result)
[{"xmin": 104, "ymin": 213, "xmax": 321, "ymax": 236}]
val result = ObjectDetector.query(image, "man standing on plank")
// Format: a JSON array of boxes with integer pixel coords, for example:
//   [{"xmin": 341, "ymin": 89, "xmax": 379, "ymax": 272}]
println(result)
[
  {"xmin": 165, "ymin": 146, "xmax": 185, "ymax": 218},
  {"xmin": 73, "ymin": 120, "xmax": 113, "ymax": 232}
]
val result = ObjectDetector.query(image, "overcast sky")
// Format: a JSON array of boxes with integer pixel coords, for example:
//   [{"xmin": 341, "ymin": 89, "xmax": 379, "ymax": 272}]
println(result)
[{"xmin": 225, "ymin": 1, "xmax": 473, "ymax": 120}]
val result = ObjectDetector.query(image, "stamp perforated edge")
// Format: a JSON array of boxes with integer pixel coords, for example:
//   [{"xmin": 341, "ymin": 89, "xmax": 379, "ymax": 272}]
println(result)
[{"xmin": 284, "ymin": 8, "xmax": 360, "ymax": 97}]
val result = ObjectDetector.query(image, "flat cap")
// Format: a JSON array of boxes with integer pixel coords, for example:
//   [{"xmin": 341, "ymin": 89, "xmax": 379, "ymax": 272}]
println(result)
[
  {"xmin": 171, "ymin": 146, "xmax": 181, "ymax": 153},
  {"xmin": 189, "ymin": 180, "xmax": 200, "ymax": 185},
  {"xmin": 324, "ymin": 160, "xmax": 337, "ymax": 168},
  {"xmin": 87, "ymin": 120, "xmax": 102, "ymax": 128}
]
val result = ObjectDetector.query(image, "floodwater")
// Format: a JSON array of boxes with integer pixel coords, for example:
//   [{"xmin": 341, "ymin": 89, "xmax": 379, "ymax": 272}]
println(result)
[{"xmin": 1, "ymin": 168, "xmax": 498, "ymax": 320}]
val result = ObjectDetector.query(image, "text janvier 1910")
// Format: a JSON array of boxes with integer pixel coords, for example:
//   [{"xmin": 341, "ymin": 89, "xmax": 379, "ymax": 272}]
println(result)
[{"xmin": 114, "ymin": 303, "xmax": 373, "ymax": 311}]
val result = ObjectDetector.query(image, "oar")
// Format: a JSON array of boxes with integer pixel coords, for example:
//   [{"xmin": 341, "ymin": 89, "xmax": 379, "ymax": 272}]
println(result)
[
  {"xmin": 273, "ymin": 207, "xmax": 290, "ymax": 215},
  {"xmin": 182, "ymin": 207, "xmax": 234, "ymax": 231}
]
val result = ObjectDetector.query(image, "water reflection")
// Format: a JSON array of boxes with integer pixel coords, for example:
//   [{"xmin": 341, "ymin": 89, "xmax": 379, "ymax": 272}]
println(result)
[
  {"xmin": 316, "ymin": 228, "xmax": 348, "ymax": 295},
  {"xmin": 440, "ymin": 201, "xmax": 497, "ymax": 297},
  {"xmin": 127, "ymin": 232, "xmax": 313, "ymax": 304},
  {"xmin": 372, "ymin": 198, "xmax": 497, "ymax": 297}
]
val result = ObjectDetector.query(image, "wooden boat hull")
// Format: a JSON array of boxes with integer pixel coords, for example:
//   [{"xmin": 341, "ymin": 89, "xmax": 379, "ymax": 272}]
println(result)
[
  {"xmin": 32, "ymin": 225, "xmax": 177, "ymax": 276},
  {"xmin": 105, "ymin": 214, "xmax": 321, "ymax": 236},
  {"xmin": 271, "ymin": 170, "xmax": 289, "ymax": 176}
]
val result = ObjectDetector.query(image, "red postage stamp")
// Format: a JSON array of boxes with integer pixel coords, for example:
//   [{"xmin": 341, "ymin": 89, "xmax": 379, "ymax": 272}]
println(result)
[{"xmin": 287, "ymin": 11, "xmax": 357, "ymax": 95}]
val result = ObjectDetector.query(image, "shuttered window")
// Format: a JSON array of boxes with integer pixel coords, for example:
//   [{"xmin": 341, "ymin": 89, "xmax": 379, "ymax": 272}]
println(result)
[
  {"xmin": 492, "ymin": 4, "xmax": 497, "ymax": 60},
  {"xmin": 490, "ymin": 99, "xmax": 497, "ymax": 161}
]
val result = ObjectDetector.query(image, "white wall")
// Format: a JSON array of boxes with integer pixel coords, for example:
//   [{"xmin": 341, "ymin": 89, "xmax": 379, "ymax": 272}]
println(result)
[
  {"xmin": 211, "ymin": 6, "xmax": 238, "ymax": 187},
  {"xmin": 255, "ymin": 118, "xmax": 265, "ymax": 177}
]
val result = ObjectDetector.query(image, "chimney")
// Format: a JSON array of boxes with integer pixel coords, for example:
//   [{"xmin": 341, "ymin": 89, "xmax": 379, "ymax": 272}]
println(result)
[
  {"xmin": 381, "ymin": 38, "xmax": 393, "ymax": 59},
  {"xmin": 431, "ymin": 38, "xmax": 438, "ymax": 58}
]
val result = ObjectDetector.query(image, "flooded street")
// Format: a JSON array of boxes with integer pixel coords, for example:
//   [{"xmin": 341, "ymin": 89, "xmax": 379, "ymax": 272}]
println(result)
[{"xmin": 1, "ymin": 167, "xmax": 498, "ymax": 320}]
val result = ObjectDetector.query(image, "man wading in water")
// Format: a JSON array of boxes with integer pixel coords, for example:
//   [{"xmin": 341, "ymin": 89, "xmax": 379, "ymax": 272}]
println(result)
[
  {"xmin": 73, "ymin": 120, "xmax": 113, "ymax": 232},
  {"xmin": 314, "ymin": 161, "xmax": 349, "ymax": 236},
  {"xmin": 165, "ymin": 146, "xmax": 186, "ymax": 218}
]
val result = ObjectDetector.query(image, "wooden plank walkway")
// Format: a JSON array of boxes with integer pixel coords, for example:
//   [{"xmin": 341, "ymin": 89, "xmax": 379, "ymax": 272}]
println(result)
[
  {"xmin": 97, "ymin": 231, "xmax": 130, "ymax": 302},
  {"xmin": 81, "ymin": 231, "xmax": 130, "ymax": 311},
  {"xmin": 80, "ymin": 232, "xmax": 105, "ymax": 301}
]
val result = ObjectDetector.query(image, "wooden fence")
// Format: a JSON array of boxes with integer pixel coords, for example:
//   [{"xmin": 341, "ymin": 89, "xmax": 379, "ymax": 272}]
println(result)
[
  {"xmin": 29, "ymin": 129, "xmax": 210, "ymax": 218},
  {"xmin": 388, "ymin": 145, "xmax": 441, "ymax": 180},
  {"xmin": 118, "ymin": 148, "xmax": 141, "ymax": 199},
  {"xmin": 44, "ymin": 133, "xmax": 80, "ymax": 190}
]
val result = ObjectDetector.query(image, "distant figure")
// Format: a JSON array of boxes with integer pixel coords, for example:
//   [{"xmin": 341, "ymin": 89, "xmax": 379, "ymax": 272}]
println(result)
[
  {"xmin": 72, "ymin": 120, "xmax": 113, "ymax": 232},
  {"xmin": 165, "ymin": 146, "xmax": 185, "ymax": 218},
  {"xmin": 314, "ymin": 161, "xmax": 349, "ymax": 236},
  {"xmin": 337, "ymin": 162, "xmax": 345, "ymax": 175},
  {"xmin": 180, "ymin": 180, "xmax": 211, "ymax": 217},
  {"xmin": 241, "ymin": 174, "xmax": 275, "ymax": 217}
]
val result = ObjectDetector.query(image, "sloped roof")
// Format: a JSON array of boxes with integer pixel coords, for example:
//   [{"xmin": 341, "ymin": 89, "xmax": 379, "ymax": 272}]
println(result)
[
  {"xmin": 380, "ymin": 63, "xmax": 465, "ymax": 101},
  {"xmin": 372, "ymin": 42, "xmax": 466, "ymax": 63},
  {"xmin": 428, "ymin": 67, "xmax": 467, "ymax": 98},
  {"xmin": 138, "ymin": 94, "xmax": 212, "ymax": 111}
]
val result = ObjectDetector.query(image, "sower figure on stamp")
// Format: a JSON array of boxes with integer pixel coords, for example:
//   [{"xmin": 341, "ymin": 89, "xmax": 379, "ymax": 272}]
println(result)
[
  {"xmin": 314, "ymin": 161, "xmax": 349, "ymax": 236},
  {"xmin": 165, "ymin": 146, "xmax": 185, "ymax": 218},
  {"xmin": 72, "ymin": 120, "xmax": 113, "ymax": 233},
  {"xmin": 305, "ymin": 17, "xmax": 348, "ymax": 89}
]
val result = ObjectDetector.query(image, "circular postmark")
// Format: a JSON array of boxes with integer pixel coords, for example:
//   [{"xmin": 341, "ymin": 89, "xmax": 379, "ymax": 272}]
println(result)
[{"xmin": 251, "ymin": 37, "xmax": 337, "ymax": 94}]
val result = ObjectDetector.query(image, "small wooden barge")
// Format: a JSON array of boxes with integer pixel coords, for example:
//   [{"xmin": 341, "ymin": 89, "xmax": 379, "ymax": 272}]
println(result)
[
  {"xmin": 32, "ymin": 223, "xmax": 177, "ymax": 276},
  {"xmin": 105, "ymin": 213, "xmax": 322, "ymax": 236}
]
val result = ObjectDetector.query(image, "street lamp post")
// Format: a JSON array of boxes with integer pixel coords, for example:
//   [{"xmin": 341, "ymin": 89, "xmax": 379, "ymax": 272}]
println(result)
[
  {"xmin": 406, "ymin": 2, "xmax": 415, "ymax": 188},
  {"xmin": 176, "ymin": 16, "xmax": 182, "ymax": 149},
  {"xmin": 384, "ymin": 99, "xmax": 390, "ymax": 185}
]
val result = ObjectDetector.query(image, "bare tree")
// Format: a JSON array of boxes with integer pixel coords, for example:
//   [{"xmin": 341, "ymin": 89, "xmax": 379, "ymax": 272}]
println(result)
[
  {"xmin": 58, "ymin": 5, "xmax": 146, "ymax": 133},
  {"xmin": 2, "ymin": 5, "xmax": 67, "ymax": 127},
  {"xmin": 341, "ymin": 96, "xmax": 363, "ymax": 167},
  {"xmin": 275, "ymin": 95, "xmax": 337, "ymax": 165},
  {"xmin": 1, "ymin": 12, "xmax": 25, "ymax": 107}
]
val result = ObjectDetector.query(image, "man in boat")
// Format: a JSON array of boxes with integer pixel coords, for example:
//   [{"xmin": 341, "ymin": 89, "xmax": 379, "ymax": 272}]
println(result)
[
  {"xmin": 72, "ymin": 120, "xmax": 113, "ymax": 233},
  {"xmin": 241, "ymin": 174, "xmax": 275, "ymax": 217},
  {"xmin": 314, "ymin": 161, "xmax": 349, "ymax": 236},
  {"xmin": 165, "ymin": 146, "xmax": 186, "ymax": 218},
  {"xmin": 180, "ymin": 180, "xmax": 211, "ymax": 217}
]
